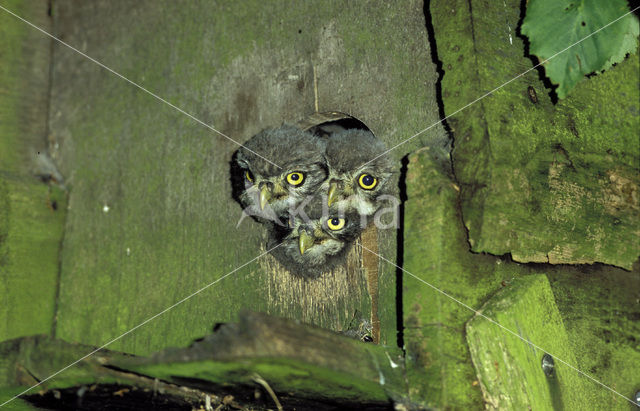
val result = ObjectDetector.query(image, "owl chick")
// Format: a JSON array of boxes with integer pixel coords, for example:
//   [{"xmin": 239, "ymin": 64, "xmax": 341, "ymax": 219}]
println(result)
[
  {"xmin": 323, "ymin": 129, "xmax": 394, "ymax": 217},
  {"xmin": 231, "ymin": 124, "xmax": 328, "ymax": 225},
  {"xmin": 268, "ymin": 195, "xmax": 365, "ymax": 278}
]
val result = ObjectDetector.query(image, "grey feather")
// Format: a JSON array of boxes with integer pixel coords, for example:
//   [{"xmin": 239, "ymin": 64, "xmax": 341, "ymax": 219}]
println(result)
[
  {"xmin": 231, "ymin": 124, "xmax": 327, "ymax": 225},
  {"xmin": 268, "ymin": 194, "xmax": 365, "ymax": 279},
  {"xmin": 323, "ymin": 129, "xmax": 394, "ymax": 217}
]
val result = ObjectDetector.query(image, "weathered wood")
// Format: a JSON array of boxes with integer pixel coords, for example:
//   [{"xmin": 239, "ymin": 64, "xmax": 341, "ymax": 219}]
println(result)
[
  {"xmin": 0, "ymin": 0, "xmax": 65, "ymax": 343},
  {"xmin": 0, "ymin": 177, "xmax": 66, "ymax": 342},
  {"xmin": 118, "ymin": 311, "xmax": 405, "ymax": 404},
  {"xmin": 362, "ymin": 225, "xmax": 381, "ymax": 344},
  {"xmin": 0, "ymin": 312, "xmax": 405, "ymax": 409},
  {"xmin": 259, "ymin": 237, "xmax": 371, "ymax": 336},
  {"xmin": 545, "ymin": 263, "xmax": 640, "ymax": 408},
  {"xmin": 402, "ymin": 146, "xmax": 640, "ymax": 409},
  {"xmin": 433, "ymin": 0, "xmax": 639, "ymax": 269},
  {"xmin": 48, "ymin": 0, "xmax": 445, "ymax": 354},
  {"xmin": 466, "ymin": 275, "xmax": 590, "ymax": 410},
  {"xmin": 403, "ymin": 148, "xmax": 492, "ymax": 408},
  {"xmin": 0, "ymin": 335, "xmax": 225, "ymax": 409},
  {"xmin": 0, "ymin": 0, "xmax": 51, "ymax": 175}
]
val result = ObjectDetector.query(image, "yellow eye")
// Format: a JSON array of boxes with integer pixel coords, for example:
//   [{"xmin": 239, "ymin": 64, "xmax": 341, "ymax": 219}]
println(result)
[
  {"xmin": 358, "ymin": 173, "xmax": 377, "ymax": 190},
  {"xmin": 327, "ymin": 217, "xmax": 346, "ymax": 231},
  {"xmin": 245, "ymin": 170, "xmax": 253, "ymax": 183},
  {"xmin": 286, "ymin": 172, "xmax": 305, "ymax": 186}
]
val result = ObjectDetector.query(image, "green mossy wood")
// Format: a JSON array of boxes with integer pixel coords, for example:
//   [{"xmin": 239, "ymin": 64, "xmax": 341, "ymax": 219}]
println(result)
[
  {"xmin": 117, "ymin": 311, "xmax": 405, "ymax": 405},
  {"xmin": 0, "ymin": 312, "xmax": 405, "ymax": 408},
  {"xmin": 402, "ymin": 148, "xmax": 536, "ymax": 408},
  {"xmin": 2, "ymin": 0, "xmax": 640, "ymax": 409},
  {"xmin": 404, "ymin": 1, "xmax": 639, "ymax": 403},
  {"xmin": 522, "ymin": 0, "xmax": 639, "ymax": 98},
  {"xmin": 0, "ymin": 0, "xmax": 66, "ymax": 343},
  {"xmin": 545, "ymin": 265, "xmax": 640, "ymax": 408},
  {"xmin": 466, "ymin": 275, "xmax": 589, "ymax": 410},
  {"xmin": 0, "ymin": 179, "xmax": 66, "ymax": 341},
  {"xmin": 433, "ymin": 0, "xmax": 639, "ymax": 269},
  {"xmin": 403, "ymin": 139, "xmax": 640, "ymax": 409}
]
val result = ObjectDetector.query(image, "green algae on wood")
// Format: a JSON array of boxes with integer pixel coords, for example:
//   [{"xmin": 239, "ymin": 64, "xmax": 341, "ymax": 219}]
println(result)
[
  {"xmin": 0, "ymin": 313, "xmax": 405, "ymax": 408},
  {"xmin": 0, "ymin": 335, "xmax": 207, "ymax": 408},
  {"xmin": 546, "ymin": 264, "xmax": 640, "ymax": 408},
  {"xmin": 118, "ymin": 311, "xmax": 405, "ymax": 405},
  {"xmin": 400, "ymin": 146, "xmax": 639, "ymax": 409},
  {"xmin": 0, "ymin": 336, "xmax": 121, "ymax": 392},
  {"xmin": 0, "ymin": 0, "xmax": 52, "ymax": 175},
  {"xmin": 432, "ymin": 0, "xmax": 639, "ymax": 269},
  {"xmin": 0, "ymin": 177, "xmax": 66, "ymax": 342},
  {"xmin": 466, "ymin": 275, "xmax": 591, "ymax": 409},
  {"xmin": 402, "ymin": 148, "xmax": 510, "ymax": 408},
  {"xmin": 0, "ymin": 387, "xmax": 41, "ymax": 411},
  {"xmin": 0, "ymin": 0, "xmax": 63, "ymax": 342}
]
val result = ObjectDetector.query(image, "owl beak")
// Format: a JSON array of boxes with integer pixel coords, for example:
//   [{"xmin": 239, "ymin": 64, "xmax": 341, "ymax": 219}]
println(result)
[
  {"xmin": 298, "ymin": 230, "xmax": 314, "ymax": 255},
  {"xmin": 327, "ymin": 182, "xmax": 339, "ymax": 206},
  {"xmin": 259, "ymin": 185, "xmax": 271, "ymax": 210}
]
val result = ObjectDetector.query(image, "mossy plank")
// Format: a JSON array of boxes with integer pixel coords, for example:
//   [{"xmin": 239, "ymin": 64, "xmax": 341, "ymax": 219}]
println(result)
[
  {"xmin": 0, "ymin": 335, "xmax": 207, "ymax": 408},
  {"xmin": 48, "ymin": 0, "xmax": 445, "ymax": 355},
  {"xmin": 402, "ymin": 148, "xmax": 500, "ymax": 408},
  {"xmin": 0, "ymin": 0, "xmax": 64, "ymax": 343},
  {"xmin": 466, "ymin": 275, "xmax": 590, "ymax": 410},
  {"xmin": 433, "ymin": 0, "xmax": 639, "ymax": 269},
  {"xmin": 0, "ymin": 0, "xmax": 51, "ymax": 175},
  {"xmin": 0, "ymin": 313, "xmax": 404, "ymax": 408},
  {"xmin": 401, "ymin": 148, "xmax": 639, "ymax": 408},
  {"xmin": 546, "ymin": 264, "xmax": 640, "ymax": 408},
  {"xmin": 0, "ymin": 335, "xmax": 124, "ymax": 392},
  {"xmin": 0, "ymin": 176, "xmax": 66, "ymax": 342},
  {"xmin": 0, "ymin": 388, "xmax": 41, "ymax": 411},
  {"xmin": 118, "ymin": 311, "xmax": 405, "ymax": 405}
]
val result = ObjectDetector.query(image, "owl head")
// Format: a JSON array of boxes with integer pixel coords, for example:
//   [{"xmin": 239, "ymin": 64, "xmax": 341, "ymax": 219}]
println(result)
[
  {"xmin": 323, "ymin": 129, "xmax": 394, "ymax": 217},
  {"xmin": 269, "ymin": 195, "xmax": 365, "ymax": 278},
  {"xmin": 231, "ymin": 125, "xmax": 328, "ymax": 224}
]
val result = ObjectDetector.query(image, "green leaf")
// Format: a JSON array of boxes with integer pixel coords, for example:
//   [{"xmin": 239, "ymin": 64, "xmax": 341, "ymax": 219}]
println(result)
[{"xmin": 522, "ymin": 0, "xmax": 639, "ymax": 98}]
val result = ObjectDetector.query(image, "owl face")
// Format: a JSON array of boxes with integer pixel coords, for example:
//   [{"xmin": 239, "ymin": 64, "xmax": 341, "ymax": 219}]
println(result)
[
  {"xmin": 269, "ymin": 197, "xmax": 365, "ymax": 278},
  {"xmin": 232, "ymin": 125, "xmax": 327, "ymax": 223},
  {"xmin": 323, "ymin": 129, "xmax": 394, "ymax": 216}
]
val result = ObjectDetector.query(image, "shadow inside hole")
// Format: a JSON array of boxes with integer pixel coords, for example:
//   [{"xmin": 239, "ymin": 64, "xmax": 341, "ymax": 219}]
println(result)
[{"xmin": 305, "ymin": 115, "xmax": 370, "ymax": 137}]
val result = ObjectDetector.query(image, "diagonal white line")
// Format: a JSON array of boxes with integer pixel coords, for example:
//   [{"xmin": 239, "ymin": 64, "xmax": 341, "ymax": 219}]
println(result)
[
  {"xmin": 360, "ymin": 244, "xmax": 638, "ymax": 407},
  {"xmin": 0, "ymin": 4, "xmax": 282, "ymax": 170},
  {"xmin": 0, "ymin": 243, "xmax": 282, "ymax": 407},
  {"xmin": 361, "ymin": 6, "xmax": 640, "ymax": 168}
]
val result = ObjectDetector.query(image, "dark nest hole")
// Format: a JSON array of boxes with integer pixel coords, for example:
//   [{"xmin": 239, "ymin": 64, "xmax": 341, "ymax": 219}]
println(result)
[{"xmin": 304, "ymin": 113, "xmax": 370, "ymax": 137}]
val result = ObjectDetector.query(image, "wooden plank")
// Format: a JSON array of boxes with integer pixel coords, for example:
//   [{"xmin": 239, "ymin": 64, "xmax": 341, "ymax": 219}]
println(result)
[
  {"xmin": 402, "ymin": 146, "xmax": 640, "ymax": 408},
  {"xmin": 466, "ymin": 275, "xmax": 590, "ymax": 409},
  {"xmin": 0, "ymin": 0, "xmax": 51, "ymax": 175},
  {"xmin": 118, "ymin": 311, "xmax": 405, "ymax": 405},
  {"xmin": 48, "ymin": 0, "xmax": 446, "ymax": 354},
  {"xmin": 0, "ymin": 177, "xmax": 66, "ymax": 342},
  {"xmin": 0, "ymin": 0, "xmax": 64, "ymax": 342},
  {"xmin": 432, "ymin": 0, "xmax": 639, "ymax": 268},
  {"xmin": 0, "ymin": 312, "xmax": 405, "ymax": 409},
  {"xmin": 402, "ymin": 148, "xmax": 494, "ymax": 408}
]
